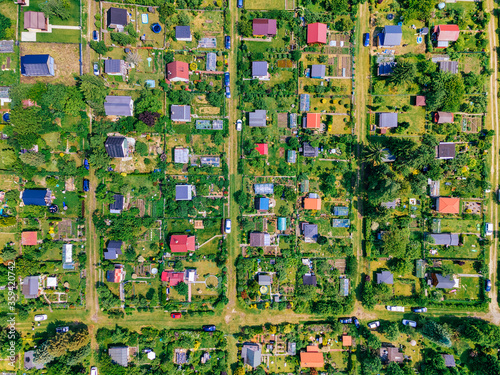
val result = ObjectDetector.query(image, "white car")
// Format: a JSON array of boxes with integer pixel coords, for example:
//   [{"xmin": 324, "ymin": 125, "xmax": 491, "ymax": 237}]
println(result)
[
  {"xmin": 91, "ymin": 367, "xmax": 98, "ymax": 375},
  {"xmin": 93, "ymin": 63, "xmax": 99, "ymax": 76},
  {"xmin": 236, "ymin": 119, "xmax": 242, "ymax": 131},
  {"xmin": 485, "ymin": 223, "xmax": 493, "ymax": 236},
  {"xmin": 386, "ymin": 306, "xmax": 405, "ymax": 312},
  {"xmin": 224, "ymin": 219, "xmax": 231, "ymax": 234},
  {"xmin": 34, "ymin": 314, "xmax": 47, "ymax": 322},
  {"xmin": 367, "ymin": 321, "xmax": 380, "ymax": 329},
  {"xmin": 402, "ymin": 319, "xmax": 417, "ymax": 328}
]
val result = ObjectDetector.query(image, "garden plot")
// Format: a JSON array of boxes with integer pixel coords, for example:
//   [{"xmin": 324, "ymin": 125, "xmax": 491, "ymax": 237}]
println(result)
[
  {"xmin": 20, "ymin": 43, "xmax": 80, "ymax": 84},
  {"xmin": 458, "ymin": 114, "xmax": 483, "ymax": 132},
  {"xmin": 167, "ymin": 11, "xmax": 224, "ymax": 51},
  {"xmin": 327, "ymin": 55, "xmax": 352, "ymax": 77}
]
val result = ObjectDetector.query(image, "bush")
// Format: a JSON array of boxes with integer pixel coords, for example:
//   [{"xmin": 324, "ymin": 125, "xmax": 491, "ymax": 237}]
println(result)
[{"xmin": 135, "ymin": 142, "xmax": 148, "ymax": 156}]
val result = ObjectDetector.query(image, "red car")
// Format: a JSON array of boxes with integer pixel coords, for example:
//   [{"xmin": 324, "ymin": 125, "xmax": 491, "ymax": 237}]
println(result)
[{"xmin": 171, "ymin": 312, "xmax": 182, "ymax": 319}]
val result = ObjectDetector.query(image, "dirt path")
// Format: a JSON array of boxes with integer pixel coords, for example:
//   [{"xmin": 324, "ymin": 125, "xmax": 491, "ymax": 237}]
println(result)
[{"xmin": 486, "ymin": 0, "xmax": 500, "ymax": 324}]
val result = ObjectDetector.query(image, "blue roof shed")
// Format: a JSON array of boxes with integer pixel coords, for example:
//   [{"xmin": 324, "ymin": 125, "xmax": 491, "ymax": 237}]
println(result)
[
  {"xmin": 255, "ymin": 197, "xmax": 270, "ymax": 211},
  {"xmin": 22, "ymin": 189, "xmax": 49, "ymax": 206}
]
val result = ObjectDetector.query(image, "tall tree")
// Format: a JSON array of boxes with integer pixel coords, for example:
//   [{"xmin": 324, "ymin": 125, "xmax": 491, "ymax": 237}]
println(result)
[
  {"xmin": 77, "ymin": 74, "xmax": 108, "ymax": 111},
  {"xmin": 364, "ymin": 144, "xmax": 388, "ymax": 165}
]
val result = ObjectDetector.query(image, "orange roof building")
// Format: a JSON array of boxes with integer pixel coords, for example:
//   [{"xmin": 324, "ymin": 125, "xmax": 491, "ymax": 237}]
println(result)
[
  {"xmin": 306, "ymin": 113, "xmax": 321, "ymax": 129},
  {"xmin": 342, "ymin": 335, "xmax": 352, "ymax": 347},
  {"xmin": 437, "ymin": 197, "xmax": 460, "ymax": 214},
  {"xmin": 300, "ymin": 345, "xmax": 324, "ymax": 368},
  {"xmin": 21, "ymin": 231, "xmax": 37, "ymax": 246},
  {"xmin": 304, "ymin": 198, "xmax": 321, "ymax": 210}
]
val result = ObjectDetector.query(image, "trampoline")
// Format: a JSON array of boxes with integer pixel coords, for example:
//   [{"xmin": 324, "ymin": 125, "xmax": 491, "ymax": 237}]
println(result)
[
  {"xmin": 259, "ymin": 285, "xmax": 269, "ymax": 294},
  {"xmin": 151, "ymin": 23, "xmax": 162, "ymax": 33},
  {"xmin": 2, "ymin": 112, "xmax": 9, "ymax": 122}
]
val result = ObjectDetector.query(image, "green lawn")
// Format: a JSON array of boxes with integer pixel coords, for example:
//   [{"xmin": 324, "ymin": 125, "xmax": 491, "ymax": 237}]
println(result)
[
  {"xmin": 37, "ymin": 29, "xmax": 80, "ymax": 43},
  {"xmin": 447, "ymin": 276, "xmax": 480, "ymax": 301},
  {"xmin": 439, "ymin": 219, "xmax": 480, "ymax": 234},
  {"xmin": 22, "ymin": 0, "xmax": 80, "ymax": 26},
  {"xmin": 427, "ymin": 235, "xmax": 481, "ymax": 259},
  {"xmin": 244, "ymin": 0, "xmax": 286, "ymax": 9}
]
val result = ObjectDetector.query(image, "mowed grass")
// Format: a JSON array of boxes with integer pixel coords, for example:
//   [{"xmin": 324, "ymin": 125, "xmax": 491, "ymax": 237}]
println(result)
[
  {"xmin": 448, "ymin": 277, "xmax": 480, "ymax": 301},
  {"xmin": 22, "ymin": 0, "xmax": 80, "ymax": 26},
  {"xmin": 37, "ymin": 29, "xmax": 80, "ymax": 43},
  {"xmin": 244, "ymin": 0, "xmax": 286, "ymax": 10},
  {"xmin": 439, "ymin": 219, "xmax": 480, "ymax": 234}
]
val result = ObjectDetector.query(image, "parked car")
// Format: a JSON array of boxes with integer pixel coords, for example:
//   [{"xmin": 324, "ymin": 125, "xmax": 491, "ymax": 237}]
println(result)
[
  {"xmin": 236, "ymin": 119, "xmax": 242, "ymax": 131},
  {"xmin": 84, "ymin": 159, "xmax": 90, "ymax": 170},
  {"xmin": 83, "ymin": 179, "xmax": 89, "ymax": 192},
  {"xmin": 224, "ymin": 219, "xmax": 231, "ymax": 234},
  {"xmin": 34, "ymin": 314, "xmax": 47, "ymax": 322},
  {"xmin": 90, "ymin": 367, "xmax": 98, "ymax": 375},
  {"xmin": 485, "ymin": 223, "xmax": 493, "ymax": 236},
  {"xmin": 237, "ymin": 0, "xmax": 243, "ymax": 7},
  {"xmin": 171, "ymin": 312, "xmax": 181, "ymax": 319},
  {"xmin": 352, "ymin": 317, "xmax": 360, "ymax": 329},
  {"xmin": 56, "ymin": 326, "xmax": 69, "ymax": 333},
  {"xmin": 485, "ymin": 279, "xmax": 492, "ymax": 292},
  {"xmin": 93, "ymin": 63, "xmax": 99, "ymax": 76},
  {"xmin": 402, "ymin": 319, "xmax": 417, "ymax": 328},
  {"xmin": 93, "ymin": 30, "xmax": 99, "ymax": 41},
  {"xmin": 412, "ymin": 307, "xmax": 427, "ymax": 313},
  {"xmin": 386, "ymin": 305, "xmax": 405, "ymax": 312},
  {"xmin": 338, "ymin": 317, "xmax": 353, "ymax": 324},
  {"xmin": 225, "ymin": 36, "xmax": 231, "ymax": 49},
  {"xmin": 225, "ymin": 86, "xmax": 231, "ymax": 99},
  {"xmin": 367, "ymin": 321, "xmax": 380, "ymax": 329},
  {"xmin": 203, "ymin": 325, "xmax": 216, "ymax": 332},
  {"xmin": 224, "ymin": 72, "xmax": 230, "ymax": 87},
  {"xmin": 363, "ymin": 33, "xmax": 370, "ymax": 47}
]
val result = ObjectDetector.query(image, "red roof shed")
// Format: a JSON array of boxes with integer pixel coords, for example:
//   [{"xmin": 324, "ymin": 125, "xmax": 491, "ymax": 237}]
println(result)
[
  {"xmin": 435, "ymin": 25, "xmax": 460, "ymax": 42},
  {"xmin": 255, "ymin": 143, "xmax": 269, "ymax": 155},
  {"xmin": 307, "ymin": 23, "xmax": 327, "ymax": 44},
  {"xmin": 169, "ymin": 235, "xmax": 196, "ymax": 252}
]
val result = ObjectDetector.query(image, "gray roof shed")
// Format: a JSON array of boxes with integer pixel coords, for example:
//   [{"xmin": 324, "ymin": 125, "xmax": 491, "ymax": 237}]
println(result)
[
  {"xmin": 104, "ymin": 96, "xmax": 133, "ymax": 116},
  {"xmin": 378, "ymin": 112, "xmax": 398, "ymax": 128},
  {"xmin": 252, "ymin": 61, "xmax": 268, "ymax": 77},
  {"xmin": 22, "ymin": 276, "xmax": 39, "ymax": 299},
  {"xmin": 429, "ymin": 233, "xmax": 459, "ymax": 246},
  {"xmin": 379, "ymin": 25, "xmax": 402, "ymax": 47},
  {"xmin": 249, "ymin": 110, "xmax": 267, "ymax": 127},
  {"xmin": 175, "ymin": 185, "xmax": 193, "ymax": 201},
  {"xmin": 376, "ymin": 270, "xmax": 394, "ymax": 285},
  {"xmin": 256, "ymin": 273, "xmax": 272, "ymax": 285},
  {"xmin": 241, "ymin": 343, "xmax": 262, "ymax": 368},
  {"xmin": 171, "ymin": 105, "xmax": 191, "ymax": 122},
  {"xmin": 311, "ymin": 64, "xmax": 326, "ymax": 78},
  {"xmin": 108, "ymin": 346, "xmax": 129, "ymax": 367}
]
